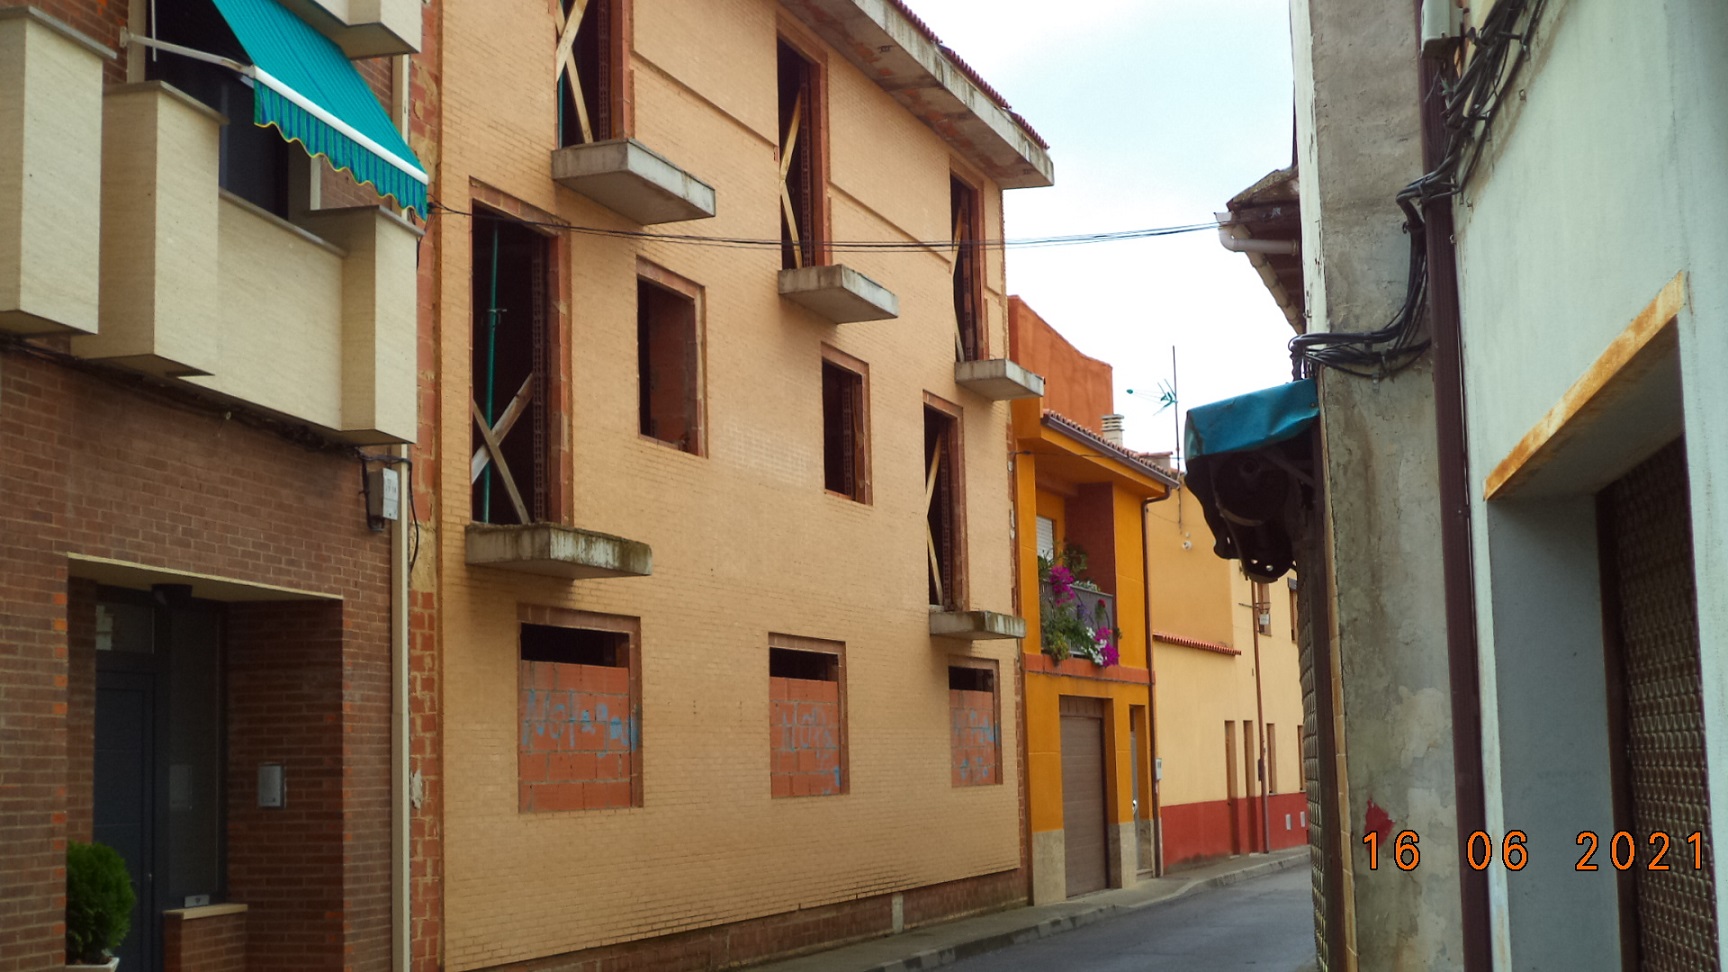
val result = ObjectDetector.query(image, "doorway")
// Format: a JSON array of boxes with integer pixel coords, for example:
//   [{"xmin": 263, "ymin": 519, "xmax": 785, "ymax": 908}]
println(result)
[
  {"xmin": 1060, "ymin": 696, "xmax": 1109, "ymax": 897},
  {"xmin": 92, "ymin": 588, "xmax": 225, "ymax": 972}
]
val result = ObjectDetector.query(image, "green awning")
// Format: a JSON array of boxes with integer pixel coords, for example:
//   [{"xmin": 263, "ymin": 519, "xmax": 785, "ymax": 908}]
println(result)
[
  {"xmin": 210, "ymin": 0, "xmax": 427, "ymax": 215},
  {"xmin": 1184, "ymin": 378, "xmax": 1318, "ymax": 460}
]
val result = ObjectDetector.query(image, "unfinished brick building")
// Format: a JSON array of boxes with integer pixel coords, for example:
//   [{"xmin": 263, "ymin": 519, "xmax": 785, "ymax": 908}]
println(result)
[
  {"xmin": 412, "ymin": 0, "xmax": 1053, "ymax": 968},
  {"xmin": 0, "ymin": 0, "xmax": 427, "ymax": 969}
]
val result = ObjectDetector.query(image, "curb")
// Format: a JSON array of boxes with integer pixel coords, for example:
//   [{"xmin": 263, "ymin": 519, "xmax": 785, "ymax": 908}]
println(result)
[{"xmin": 867, "ymin": 852, "xmax": 1306, "ymax": 972}]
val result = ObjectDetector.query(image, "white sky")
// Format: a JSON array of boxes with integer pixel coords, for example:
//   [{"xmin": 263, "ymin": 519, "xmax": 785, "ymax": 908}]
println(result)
[{"xmin": 909, "ymin": 0, "xmax": 1298, "ymax": 457}]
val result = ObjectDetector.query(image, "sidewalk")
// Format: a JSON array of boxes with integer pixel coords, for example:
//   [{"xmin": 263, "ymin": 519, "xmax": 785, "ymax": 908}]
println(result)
[{"xmin": 746, "ymin": 848, "xmax": 1309, "ymax": 972}]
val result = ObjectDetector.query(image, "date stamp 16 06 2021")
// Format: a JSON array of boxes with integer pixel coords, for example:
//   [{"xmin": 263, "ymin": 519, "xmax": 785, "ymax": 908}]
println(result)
[{"xmin": 1362, "ymin": 830, "xmax": 1709, "ymax": 872}]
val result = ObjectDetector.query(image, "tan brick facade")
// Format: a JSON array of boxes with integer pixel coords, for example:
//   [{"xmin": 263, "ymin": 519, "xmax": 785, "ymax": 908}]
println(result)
[{"xmin": 419, "ymin": 1, "xmax": 1035, "ymax": 968}]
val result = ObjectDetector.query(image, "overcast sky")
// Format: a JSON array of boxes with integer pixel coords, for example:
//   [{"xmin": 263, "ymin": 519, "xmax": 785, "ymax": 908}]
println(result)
[{"xmin": 910, "ymin": 0, "xmax": 1297, "ymax": 457}]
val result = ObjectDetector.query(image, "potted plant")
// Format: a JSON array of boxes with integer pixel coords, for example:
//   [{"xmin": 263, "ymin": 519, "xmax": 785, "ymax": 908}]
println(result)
[
  {"xmin": 66, "ymin": 840, "xmax": 134, "ymax": 971},
  {"xmin": 1038, "ymin": 543, "xmax": 1120, "ymax": 668}
]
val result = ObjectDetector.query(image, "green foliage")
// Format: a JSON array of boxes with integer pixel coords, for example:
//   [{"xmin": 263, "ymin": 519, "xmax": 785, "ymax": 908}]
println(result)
[
  {"xmin": 66, "ymin": 841, "xmax": 134, "ymax": 964},
  {"xmin": 1038, "ymin": 541, "xmax": 1114, "ymax": 665}
]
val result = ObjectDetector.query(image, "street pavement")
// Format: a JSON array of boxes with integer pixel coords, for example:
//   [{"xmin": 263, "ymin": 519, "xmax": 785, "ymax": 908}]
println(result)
[{"xmin": 945, "ymin": 866, "xmax": 1315, "ymax": 972}]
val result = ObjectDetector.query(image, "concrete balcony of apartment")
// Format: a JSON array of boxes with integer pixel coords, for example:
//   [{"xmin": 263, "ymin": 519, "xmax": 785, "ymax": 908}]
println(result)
[
  {"xmin": 466, "ymin": 523, "xmax": 653, "ymax": 580},
  {"xmin": 930, "ymin": 609, "xmax": 1026, "ymax": 642},
  {"xmin": 68, "ymin": 82, "xmax": 421, "ymax": 444},
  {"xmin": 956, "ymin": 358, "xmax": 1045, "ymax": 401},
  {"xmin": 778, "ymin": 264, "xmax": 900, "ymax": 324},
  {"xmin": 552, "ymin": 138, "xmax": 716, "ymax": 225},
  {"xmin": 0, "ymin": 9, "xmax": 109, "ymax": 337},
  {"xmin": 277, "ymin": 0, "xmax": 422, "ymax": 56}
]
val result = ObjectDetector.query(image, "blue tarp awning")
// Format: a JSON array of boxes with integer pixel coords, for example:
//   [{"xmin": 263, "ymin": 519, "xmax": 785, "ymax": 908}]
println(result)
[
  {"xmin": 1185, "ymin": 378, "xmax": 1318, "ymax": 461},
  {"xmin": 211, "ymin": 0, "xmax": 427, "ymax": 215}
]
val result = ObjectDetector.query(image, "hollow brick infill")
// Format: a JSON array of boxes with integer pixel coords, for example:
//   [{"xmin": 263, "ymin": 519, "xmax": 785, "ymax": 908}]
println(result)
[
  {"xmin": 950, "ymin": 689, "xmax": 1000, "ymax": 787},
  {"xmin": 518, "ymin": 661, "xmax": 639, "ymax": 812},
  {"xmin": 769, "ymin": 677, "xmax": 843, "ymax": 798}
]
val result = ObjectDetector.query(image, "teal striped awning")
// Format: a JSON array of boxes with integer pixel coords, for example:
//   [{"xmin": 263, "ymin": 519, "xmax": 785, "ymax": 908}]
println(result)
[{"xmin": 209, "ymin": 0, "xmax": 427, "ymax": 215}]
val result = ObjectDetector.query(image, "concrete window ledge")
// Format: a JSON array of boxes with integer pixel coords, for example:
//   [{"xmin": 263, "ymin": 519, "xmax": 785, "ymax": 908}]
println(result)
[
  {"xmin": 955, "ymin": 359, "xmax": 1045, "ymax": 401},
  {"xmin": 930, "ymin": 610, "xmax": 1026, "ymax": 641},
  {"xmin": 551, "ymin": 138, "xmax": 716, "ymax": 225},
  {"xmin": 466, "ymin": 523, "xmax": 653, "ymax": 579},
  {"xmin": 778, "ymin": 265, "xmax": 899, "ymax": 324}
]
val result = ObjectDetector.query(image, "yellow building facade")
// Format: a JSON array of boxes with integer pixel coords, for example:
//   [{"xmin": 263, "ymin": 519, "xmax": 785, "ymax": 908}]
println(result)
[
  {"xmin": 1007, "ymin": 300, "xmax": 1176, "ymax": 904},
  {"xmin": 417, "ymin": 1, "xmax": 1051, "ymax": 969},
  {"xmin": 1146, "ymin": 484, "xmax": 1309, "ymax": 869}
]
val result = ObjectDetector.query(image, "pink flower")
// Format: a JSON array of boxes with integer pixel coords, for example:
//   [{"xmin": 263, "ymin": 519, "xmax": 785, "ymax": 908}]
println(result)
[{"xmin": 1048, "ymin": 565, "xmax": 1076, "ymax": 602}]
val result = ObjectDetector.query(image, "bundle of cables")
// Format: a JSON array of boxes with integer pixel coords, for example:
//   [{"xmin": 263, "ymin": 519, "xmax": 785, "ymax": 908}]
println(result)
[{"xmin": 1289, "ymin": 0, "xmax": 1552, "ymax": 380}]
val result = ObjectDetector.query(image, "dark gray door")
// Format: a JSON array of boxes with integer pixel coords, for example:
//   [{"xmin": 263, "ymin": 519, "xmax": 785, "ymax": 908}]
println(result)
[{"xmin": 94, "ymin": 669, "xmax": 155, "ymax": 971}]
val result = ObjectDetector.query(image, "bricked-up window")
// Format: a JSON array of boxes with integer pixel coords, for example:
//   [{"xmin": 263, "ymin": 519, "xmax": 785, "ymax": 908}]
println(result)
[
  {"xmin": 949, "ymin": 664, "xmax": 1001, "ymax": 786},
  {"xmin": 821, "ymin": 348, "xmax": 869, "ymax": 502},
  {"xmin": 637, "ymin": 271, "xmax": 703, "ymax": 454},
  {"xmin": 556, "ymin": 0, "xmax": 622, "ymax": 147},
  {"xmin": 518, "ymin": 611, "xmax": 641, "ymax": 812},
  {"xmin": 148, "ymin": 0, "xmax": 293, "ymax": 216},
  {"xmin": 951, "ymin": 175, "xmax": 984, "ymax": 361},
  {"xmin": 925, "ymin": 402, "xmax": 965, "ymax": 609},
  {"xmin": 473, "ymin": 214, "xmax": 556, "ymax": 524},
  {"xmin": 777, "ymin": 39, "xmax": 822, "ymax": 269},
  {"xmin": 768, "ymin": 636, "xmax": 846, "ymax": 798}
]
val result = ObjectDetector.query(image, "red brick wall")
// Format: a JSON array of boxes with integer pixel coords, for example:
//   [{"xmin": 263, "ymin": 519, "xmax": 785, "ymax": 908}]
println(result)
[
  {"xmin": 949, "ymin": 689, "xmax": 999, "ymax": 787},
  {"xmin": 162, "ymin": 911, "xmax": 248, "ymax": 972},
  {"xmin": 518, "ymin": 662, "xmax": 637, "ymax": 812},
  {"xmin": 0, "ymin": 340, "xmax": 394, "ymax": 972},
  {"xmin": 1063, "ymin": 483, "xmax": 1118, "ymax": 595},
  {"xmin": 65, "ymin": 579, "xmax": 98, "ymax": 844},
  {"xmin": 769, "ymin": 677, "xmax": 842, "ymax": 798}
]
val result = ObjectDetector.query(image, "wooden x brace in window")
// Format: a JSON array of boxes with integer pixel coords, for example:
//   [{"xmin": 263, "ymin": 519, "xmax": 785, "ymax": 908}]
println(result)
[
  {"xmin": 780, "ymin": 90, "xmax": 805, "ymax": 268},
  {"xmin": 925, "ymin": 431, "xmax": 946, "ymax": 607},
  {"xmin": 472, "ymin": 376, "xmax": 535, "ymax": 523},
  {"xmin": 554, "ymin": 0, "xmax": 594, "ymax": 144}
]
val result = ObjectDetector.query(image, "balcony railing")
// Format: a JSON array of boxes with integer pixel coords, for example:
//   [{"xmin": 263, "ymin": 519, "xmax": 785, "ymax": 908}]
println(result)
[{"xmin": 1039, "ymin": 577, "xmax": 1116, "ymax": 661}]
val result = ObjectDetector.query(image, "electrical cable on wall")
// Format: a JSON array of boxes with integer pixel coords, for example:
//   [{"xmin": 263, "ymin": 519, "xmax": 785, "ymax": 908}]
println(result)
[{"xmin": 1290, "ymin": 0, "xmax": 1551, "ymax": 380}]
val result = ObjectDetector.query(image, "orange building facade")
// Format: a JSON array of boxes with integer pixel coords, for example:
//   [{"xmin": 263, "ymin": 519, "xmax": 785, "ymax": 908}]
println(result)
[{"xmin": 1007, "ymin": 299, "xmax": 1176, "ymax": 903}]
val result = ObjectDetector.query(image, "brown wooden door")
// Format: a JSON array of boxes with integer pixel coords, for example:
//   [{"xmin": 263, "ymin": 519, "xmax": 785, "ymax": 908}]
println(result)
[{"xmin": 1061, "ymin": 698, "xmax": 1109, "ymax": 896}]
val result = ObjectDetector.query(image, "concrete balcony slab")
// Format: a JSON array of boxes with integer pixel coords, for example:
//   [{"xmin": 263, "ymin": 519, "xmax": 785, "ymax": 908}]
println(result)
[
  {"xmin": 466, "ymin": 523, "xmax": 653, "ymax": 579},
  {"xmin": 955, "ymin": 359, "xmax": 1045, "ymax": 401},
  {"xmin": 930, "ymin": 610, "xmax": 1026, "ymax": 641},
  {"xmin": 778, "ymin": 264, "xmax": 899, "ymax": 324},
  {"xmin": 552, "ymin": 138, "xmax": 716, "ymax": 225}
]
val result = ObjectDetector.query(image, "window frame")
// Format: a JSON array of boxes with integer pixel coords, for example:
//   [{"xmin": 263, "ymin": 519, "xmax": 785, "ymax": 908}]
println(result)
[
  {"xmin": 635, "ymin": 259, "xmax": 707, "ymax": 457},
  {"xmin": 923, "ymin": 393, "xmax": 968, "ymax": 611},
  {"xmin": 768, "ymin": 632, "xmax": 848, "ymax": 798},
  {"xmin": 774, "ymin": 27, "xmax": 831, "ymax": 270},
  {"xmin": 516, "ymin": 604, "xmax": 644, "ymax": 812},
  {"xmin": 820, "ymin": 345, "xmax": 871, "ymax": 504},
  {"xmin": 949, "ymin": 171, "xmax": 988, "ymax": 361},
  {"xmin": 947, "ymin": 657, "xmax": 1002, "ymax": 788},
  {"xmin": 556, "ymin": 0, "xmax": 634, "ymax": 147}
]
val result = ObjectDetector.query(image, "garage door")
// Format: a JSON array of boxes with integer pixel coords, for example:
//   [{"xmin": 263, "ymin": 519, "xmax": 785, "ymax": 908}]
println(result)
[
  {"xmin": 1061, "ymin": 697, "xmax": 1109, "ymax": 897},
  {"xmin": 1601, "ymin": 439, "xmax": 1719, "ymax": 969}
]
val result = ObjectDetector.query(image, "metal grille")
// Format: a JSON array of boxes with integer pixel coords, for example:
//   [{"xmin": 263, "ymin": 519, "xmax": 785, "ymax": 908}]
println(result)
[{"xmin": 1604, "ymin": 439, "xmax": 1719, "ymax": 970}]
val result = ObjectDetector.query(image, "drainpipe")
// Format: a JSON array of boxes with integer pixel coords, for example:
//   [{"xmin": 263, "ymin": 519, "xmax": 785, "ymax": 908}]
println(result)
[
  {"xmin": 391, "ymin": 448, "xmax": 412, "ymax": 972},
  {"xmin": 1416, "ymin": 22, "xmax": 1491, "ymax": 971},
  {"xmin": 1250, "ymin": 592, "xmax": 1270, "ymax": 855},
  {"xmin": 1215, "ymin": 215, "xmax": 1301, "ymax": 256}
]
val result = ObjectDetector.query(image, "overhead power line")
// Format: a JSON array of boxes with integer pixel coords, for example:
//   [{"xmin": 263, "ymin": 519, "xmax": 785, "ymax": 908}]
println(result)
[{"xmin": 428, "ymin": 202, "xmax": 1219, "ymax": 253}]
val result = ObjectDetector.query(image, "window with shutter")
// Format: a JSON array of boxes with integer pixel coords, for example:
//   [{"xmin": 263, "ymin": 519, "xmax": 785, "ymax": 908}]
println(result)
[{"xmin": 1036, "ymin": 515, "xmax": 1056, "ymax": 560}]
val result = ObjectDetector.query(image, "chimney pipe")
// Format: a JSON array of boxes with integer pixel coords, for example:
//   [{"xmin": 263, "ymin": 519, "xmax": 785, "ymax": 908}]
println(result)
[{"xmin": 1101, "ymin": 414, "xmax": 1125, "ymax": 446}]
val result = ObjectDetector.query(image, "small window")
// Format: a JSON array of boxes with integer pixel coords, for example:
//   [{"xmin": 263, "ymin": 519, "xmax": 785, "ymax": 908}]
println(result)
[
  {"xmin": 924, "ymin": 403, "xmax": 964, "ymax": 609},
  {"xmin": 556, "ymin": 0, "xmax": 620, "ymax": 146},
  {"xmin": 472, "ymin": 213, "xmax": 556, "ymax": 524},
  {"xmin": 518, "ymin": 612, "xmax": 640, "ymax": 813},
  {"xmin": 949, "ymin": 664, "xmax": 1000, "ymax": 787},
  {"xmin": 768, "ymin": 637, "xmax": 846, "ymax": 798},
  {"xmin": 637, "ymin": 273, "xmax": 703, "ymax": 454},
  {"xmin": 821, "ymin": 350, "xmax": 869, "ymax": 502},
  {"xmin": 777, "ymin": 39, "xmax": 822, "ymax": 269},
  {"xmin": 1253, "ymin": 581, "xmax": 1272, "ymax": 635},
  {"xmin": 951, "ymin": 175, "xmax": 984, "ymax": 361},
  {"xmin": 1035, "ymin": 515, "xmax": 1056, "ymax": 561},
  {"xmin": 1267, "ymin": 723, "xmax": 1279, "ymax": 794}
]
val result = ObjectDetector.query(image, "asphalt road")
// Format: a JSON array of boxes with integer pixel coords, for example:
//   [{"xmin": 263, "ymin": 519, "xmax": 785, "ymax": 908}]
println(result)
[{"xmin": 948, "ymin": 866, "xmax": 1316, "ymax": 972}]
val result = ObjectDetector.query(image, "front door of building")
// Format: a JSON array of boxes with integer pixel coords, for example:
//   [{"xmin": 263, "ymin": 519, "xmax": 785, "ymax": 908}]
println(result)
[
  {"xmin": 1600, "ymin": 439, "xmax": 1720, "ymax": 968},
  {"xmin": 1060, "ymin": 697, "xmax": 1109, "ymax": 897},
  {"xmin": 91, "ymin": 589, "xmax": 225, "ymax": 972}
]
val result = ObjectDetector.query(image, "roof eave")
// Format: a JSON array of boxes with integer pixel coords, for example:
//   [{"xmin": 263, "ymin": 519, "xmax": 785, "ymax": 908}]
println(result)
[{"xmin": 778, "ymin": 0, "xmax": 1054, "ymax": 189}]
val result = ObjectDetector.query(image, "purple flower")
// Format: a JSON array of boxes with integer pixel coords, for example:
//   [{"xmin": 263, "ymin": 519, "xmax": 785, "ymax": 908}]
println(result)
[{"xmin": 1048, "ymin": 565, "xmax": 1076, "ymax": 602}]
